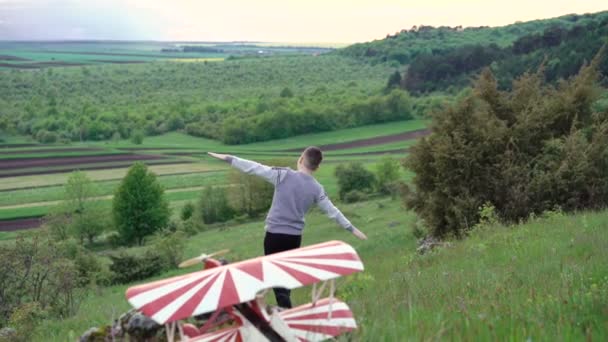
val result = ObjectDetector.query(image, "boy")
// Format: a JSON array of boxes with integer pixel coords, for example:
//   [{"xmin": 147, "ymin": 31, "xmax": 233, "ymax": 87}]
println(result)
[{"xmin": 207, "ymin": 147, "xmax": 367, "ymax": 309}]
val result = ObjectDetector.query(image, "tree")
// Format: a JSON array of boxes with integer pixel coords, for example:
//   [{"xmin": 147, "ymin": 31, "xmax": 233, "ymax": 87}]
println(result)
[
  {"xmin": 374, "ymin": 156, "xmax": 402, "ymax": 195},
  {"xmin": 131, "ymin": 130, "xmax": 144, "ymax": 145},
  {"xmin": 63, "ymin": 171, "xmax": 106, "ymax": 244},
  {"xmin": 335, "ymin": 163, "xmax": 376, "ymax": 201},
  {"xmin": 403, "ymin": 48, "xmax": 608, "ymax": 237},
  {"xmin": 279, "ymin": 87, "xmax": 294, "ymax": 98},
  {"xmin": 113, "ymin": 163, "xmax": 170, "ymax": 245},
  {"xmin": 386, "ymin": 70, "xmax": 402, "ymax": 89},
  {"xmin": 196, "ymin": 186, "xmax": 235, "ymax": 225}
]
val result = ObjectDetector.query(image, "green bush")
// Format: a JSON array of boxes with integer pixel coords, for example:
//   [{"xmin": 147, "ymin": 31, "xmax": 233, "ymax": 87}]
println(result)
[
  {"xmin": 8, "ymin": 302, "xmax": 46, "ymax": 342},
  {"xmin": 343, "ymin": 190, "xmax": 368, "ymax": 203},
  {"xmin": 113, "ymin": 162, "xmax": 170, "ymax": 245},
  {"xmin": 150, "ymin": 230, "xmax": 186, "ymax": 269},
  {"xmin": 130, "ymin": 130, "xmax": 144, "ymax": 145},
  {"xmin": 374, "ymin": 156, "xmax": 402, "ymax": 195},
  {"xmin": 196, "ymin": 186, "xmax": 235, "ymax": 225},
  {"xmin": 180, "ymin": 202, "xmax": 195, "ymax": 221},
  {"xmin": 403, "ymin": 50, "xmax": 608, "ymax": 237},
  {"xmin": 335, "ymin": 163, "xmax": 376, "ymax": 201},
  {"xmin": 0, "ymin": 232, "xmax": 83, "ymax": 325},
  {"xmin": 109, "ymin": 250, "xmax": 165, "ymax": 285}
]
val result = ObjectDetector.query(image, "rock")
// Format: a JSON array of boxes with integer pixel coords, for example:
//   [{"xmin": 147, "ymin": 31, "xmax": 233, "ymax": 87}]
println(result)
[
  {"xmin": 388, "ymin": 221, "xmax": 399, "ymax": 228},
  {"xmin": 0, "ymin": 327, "xmax": 17, "ymax": 341},
  {"xmin": 126, "ymin": 312, "xmax": 162, "ymax": 339},
  {"xmin": 416, "ymin": 236, "xmax": 451, "ymax": 254}
]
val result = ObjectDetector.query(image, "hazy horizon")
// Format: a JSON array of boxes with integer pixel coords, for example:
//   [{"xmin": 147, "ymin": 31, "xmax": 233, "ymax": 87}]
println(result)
[{"xmin": 0, "ymin": 0, "xmax": 606, "ymax": 43}]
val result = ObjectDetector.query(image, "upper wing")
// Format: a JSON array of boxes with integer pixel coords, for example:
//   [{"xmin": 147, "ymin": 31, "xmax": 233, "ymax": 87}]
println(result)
[{"xmin": 125, "ymin": 240, "xmax": 364, "ymax": 324}]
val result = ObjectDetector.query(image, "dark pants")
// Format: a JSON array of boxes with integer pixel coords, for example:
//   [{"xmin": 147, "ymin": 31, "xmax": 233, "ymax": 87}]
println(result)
[{"xmin": 263, "ymin": 232, "xmax": 302, "ymax": 308}]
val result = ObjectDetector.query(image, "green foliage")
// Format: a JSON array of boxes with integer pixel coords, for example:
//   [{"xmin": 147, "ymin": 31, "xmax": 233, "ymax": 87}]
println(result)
[
  {"xmin": 339, "ymin": 11, "xmax": 608, "ymax": 65},
  {"xmin": 220, "ymin": 88, "xmax": 414, "ymax": 144},
  {"xmin": 343, "ymin": 190, "xmax": 368, "ymax": 203},
  {"xmin": 112, "ymin": 163, "xmax": 170, "ymax": 245},
  {"xmin": 386, "ymin": 70, "xmax": 402, "ymax": 90},
  {"xmin": 374, "ymin": 156, "xmax": 401, "ymax": 195},
  {"xmin": 279, "ymin": 87, "xmax": 294, "ymax": 98},
  {"xmin": 0, "ymin": 55, "xmax": 394, "ymax": 144},
  {"xmin": 335, "ymin": 163, "xmax": 376, "ymax": 201},
  {"xmin": 180, "ymin": 202, "xmax": 195, "ymax": 221},
  {"xmin": 0, "ymin": 232, "xmax": 83, "ymax": 326},
  {"xmin": 403, "ymin": 51, "xmax": 608, "ymax": 237},
  {"xmin": 8, "ymin": 302, "xmax": 46, "ymax": 342},
  {"xmin": 150, "ymin": 230, "xmax": 186, "ymax": 269},
  {"xmin": 196, "ymin": 186, "xmax": 235, "ymax": 225},
  {"xmin": 108, "ymin": 250, "xmax": 165, "ymax": 285},
  {"xmin": 130, "ymin": 130, "xmax": 144, "ymax": 145},
  {"xmin": 398, "ymin": 14, "xmax": 608, "ymax": 94}
]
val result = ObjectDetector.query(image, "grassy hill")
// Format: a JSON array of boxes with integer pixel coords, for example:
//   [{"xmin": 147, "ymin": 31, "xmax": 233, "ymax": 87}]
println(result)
[{"xmin": 30, "ymin": 198, "xmax": 608, "ymax": 341}]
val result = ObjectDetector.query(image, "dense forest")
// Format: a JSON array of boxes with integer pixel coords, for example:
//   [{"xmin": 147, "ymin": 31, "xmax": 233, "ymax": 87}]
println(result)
[
  {"xmin": 338, "ymin": 11, "xmax": 608, "ymax": 65},
  {"xmin": 341, "ymin": 11, "xmax": 608, "ymax": 95},
  {"xmin": 0, "ymin": 56, "xmax": 414, "ymax": 144}
]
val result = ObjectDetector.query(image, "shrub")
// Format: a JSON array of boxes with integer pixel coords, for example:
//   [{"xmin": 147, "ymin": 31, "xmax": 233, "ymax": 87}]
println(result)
[
  {"xmin": 196, "ymin": 186, "xmax": 235, "ymax": 225},
  {"xmin": 374, "ymin": 156, "xmax": 402, "ymax": 195},
  {"xmin": 109, "ymin": 250, "xmax": 165, "ymax": 284},
  {"xmin": 403, "ymin": 49, "xmax": 608, "ymax": 237},
  {"xmin": 113, "ymin": 163, "xmax": 170, "ymax": 245},
  {"xmin": 335, "ymin": 163, "xmax": 376, "ymax": 201},
  {"xmin": 180, "ymin": 202, "xmax": 195, "ymax": 221},
  {"xmin": 343, "ymin": 190, "xmax": 367, "ymax": 203},
  {"xmin": 0, "ymin": 232, "xmax": 83, "ymax": 324},
  {"xmin": 130, "ymin": 130, "xmax": 144, "ymax": 145},
  {"xmin": 150, "ymin": 230, "xmax": 186, "ymax": 269},
  {"xmin": 8, "ymin": 302, "xmax": 46, "ymax": 342}
]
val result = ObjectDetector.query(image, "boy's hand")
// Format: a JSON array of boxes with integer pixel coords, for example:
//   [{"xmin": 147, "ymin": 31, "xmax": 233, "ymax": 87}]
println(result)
[
  {"xmin": 352, "ymin": 227, "xmax": 368, "ymax": 240},
  {"xmin": 207, "ymin": 152, "xmax": 230, "ymax": 161}
]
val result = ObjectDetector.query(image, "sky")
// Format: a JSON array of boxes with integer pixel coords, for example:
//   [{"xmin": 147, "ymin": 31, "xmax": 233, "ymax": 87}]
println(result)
[{"xmin": 0, "ymin": 0, "xmax": 606, "ymax": 43}]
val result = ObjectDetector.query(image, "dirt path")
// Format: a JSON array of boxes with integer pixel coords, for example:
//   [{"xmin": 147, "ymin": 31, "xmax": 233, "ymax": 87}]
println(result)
[
  {"xmin": 283, "ymin": 128, "xmax": 430, "ymax": 152},
  {"xmin": 0, "ymin": 217, "xmax": 43, "ymax": 232}
]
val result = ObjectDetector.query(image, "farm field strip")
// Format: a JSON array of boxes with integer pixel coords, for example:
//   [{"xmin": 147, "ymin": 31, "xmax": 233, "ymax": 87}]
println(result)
[
  {"xmin": 0, "ymin": 153, "xmax": 167, "ymax": 170},
  {"xmin": 0, "ymin": 185, "xmax": 220, "ymax": 211},
  {"xmin": 0, "ymin": 163, "xmax": 224, "ymax": 190},
  {"xmin": 0, "ymin": 172, "xmax": 228, "ymax": 207},
  {"xmin": 0, "ymin": 149, "xmax": 125, "ymax": 160},
  {"xmin": 85, "ymin": 119, "xmax": 428, "ymax": 151},
  {"xmin": 0, "ymin": 159, "xmax": 185, "ymax": 178},
  {"xmin": 0, "ymin": 147, "xmax": 104, "ymax": 155}
]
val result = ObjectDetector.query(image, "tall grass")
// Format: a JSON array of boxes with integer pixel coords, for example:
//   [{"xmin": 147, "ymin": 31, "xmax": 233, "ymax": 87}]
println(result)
[{"xmin": 29, "ymin": 199, "xmax": 608, "ymax": 341}]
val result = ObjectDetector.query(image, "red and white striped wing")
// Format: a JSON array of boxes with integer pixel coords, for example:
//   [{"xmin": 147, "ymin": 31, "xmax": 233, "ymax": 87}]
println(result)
[
  {"xmin": 279, "ymin": 298, "xmax": 357, "ymax": 342},
  {"xmin": 190, "ymin": 326, "xmax": 242, "ymax": 342},
  {"xmin": 125, "ymin": 240, "xmax": 363, "ymax": 324}
]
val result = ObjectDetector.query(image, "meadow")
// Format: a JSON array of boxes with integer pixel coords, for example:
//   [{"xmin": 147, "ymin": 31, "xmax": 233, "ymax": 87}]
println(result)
[{"xmin": 29, "ymin": 198, "xmax": 608, "ymax": 341}]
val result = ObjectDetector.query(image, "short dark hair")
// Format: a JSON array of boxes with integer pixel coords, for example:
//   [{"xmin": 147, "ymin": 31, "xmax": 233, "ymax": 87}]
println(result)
[{"xmin": 303, "ymin": 146, "xmax": 323, "ymax": 170}]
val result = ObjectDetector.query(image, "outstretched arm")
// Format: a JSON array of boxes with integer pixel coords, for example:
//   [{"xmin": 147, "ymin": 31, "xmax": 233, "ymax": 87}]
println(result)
[
  {"xmin": 208, "ymin": 152, "xmax": 281, "ymax": 185},
  {"xmin": 317, "ymin": 191, "xmax": 367, "ymax": 240}
]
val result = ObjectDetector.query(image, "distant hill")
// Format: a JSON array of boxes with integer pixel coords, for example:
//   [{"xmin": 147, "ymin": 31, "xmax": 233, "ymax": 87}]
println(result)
[{"xmin": 338, "ymin": 11, "xmax": 608, "ymax": 94}]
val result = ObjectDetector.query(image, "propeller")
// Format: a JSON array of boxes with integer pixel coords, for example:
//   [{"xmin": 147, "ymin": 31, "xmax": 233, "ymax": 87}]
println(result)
[{"xmin": 178, "ymin": 249, "xmax": 230, "ymax": 268}]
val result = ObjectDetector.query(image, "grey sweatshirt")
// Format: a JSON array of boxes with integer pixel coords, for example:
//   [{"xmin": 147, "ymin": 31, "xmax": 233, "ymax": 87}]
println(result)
[{"xmin": 226, "ymin": 156, "xmax": 354, "ymax": 236}]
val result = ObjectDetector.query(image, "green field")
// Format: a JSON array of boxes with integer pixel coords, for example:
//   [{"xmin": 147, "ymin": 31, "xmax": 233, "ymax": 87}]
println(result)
[
  {"xmin": 0, "ymin": 120, "xmax": 423, "ymax": 223},
  {"xmin": 0, "ymin": 41, "xmax": 334, "ymax": 69},
  {"xmin": 27, "ymin": 199, "xmax": 608, "ymax": 341}
]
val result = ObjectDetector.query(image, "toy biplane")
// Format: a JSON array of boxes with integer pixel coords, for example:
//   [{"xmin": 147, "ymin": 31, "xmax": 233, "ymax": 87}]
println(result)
[{"xmin": 125, "ymin": 240, "xmax": 365, "ymax": 341}]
